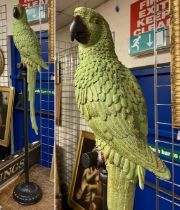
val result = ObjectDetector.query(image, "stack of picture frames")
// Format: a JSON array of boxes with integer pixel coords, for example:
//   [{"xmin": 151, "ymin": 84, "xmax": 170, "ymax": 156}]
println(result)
[{"xmin": 68, "ymin": 131, "xmax": 103, "ymax": 210}]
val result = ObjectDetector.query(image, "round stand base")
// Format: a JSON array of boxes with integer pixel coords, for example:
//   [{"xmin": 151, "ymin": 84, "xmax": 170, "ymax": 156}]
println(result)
[{"xmin": 13, "ymin": 182, "xmax": 42, "ymax": 205}]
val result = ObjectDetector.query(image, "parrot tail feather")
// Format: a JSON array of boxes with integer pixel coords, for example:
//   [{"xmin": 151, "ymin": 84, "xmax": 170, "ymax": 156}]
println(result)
[
  {"xmin": 27, "ymin": 66, "xmax": 38, "ymax": 135},
  {"xmin": 136, "ymin": 165, "xmax": 145, "ymax": 190},
  {"xmin": 40, "ymin": 60, "xmax": 48, "ymax": 70},
  {"xmin": 144, "ymin": 145, "xmax": 171, "ymax": 180},
  {"xmin": 106, "ymin": 162, "xmax": 137, "ymax": 210},
  {"xmin": 37, "ymin": 65, "xmax": 41, "ymax": 73}
]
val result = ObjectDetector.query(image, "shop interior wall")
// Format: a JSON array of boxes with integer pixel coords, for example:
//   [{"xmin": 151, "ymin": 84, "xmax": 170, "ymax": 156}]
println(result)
[{"xmin": 56, "ymin": 0, "xmax": 170, "ymax": 68}]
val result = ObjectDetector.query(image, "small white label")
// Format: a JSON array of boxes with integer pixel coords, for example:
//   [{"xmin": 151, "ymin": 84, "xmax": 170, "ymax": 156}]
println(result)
[
  {"xmin": 32, "ymin": 141, "xmax": 39, "ymax": 145},
  {"xmin": 177, "ymin": 131, "xmax": 180, "ymax": 140},
  {"xmin": 13, "ymin": 154, "xmax": 19, "ymax": 158}
]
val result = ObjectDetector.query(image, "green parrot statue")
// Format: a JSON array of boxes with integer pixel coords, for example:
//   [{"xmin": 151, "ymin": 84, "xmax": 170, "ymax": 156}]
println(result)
[
  {"xmin": 13, "ymin": 4, "xmax": 48, "ymax": 135},
  {"xmin": 70, "ymin": 7, "xmax": 171, "ymax": 210}
]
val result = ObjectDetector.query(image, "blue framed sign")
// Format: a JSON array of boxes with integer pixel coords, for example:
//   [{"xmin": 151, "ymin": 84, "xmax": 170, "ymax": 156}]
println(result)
[{"xmin": 26, "ymin": 4, "xmax": 48, "ymax": 24}]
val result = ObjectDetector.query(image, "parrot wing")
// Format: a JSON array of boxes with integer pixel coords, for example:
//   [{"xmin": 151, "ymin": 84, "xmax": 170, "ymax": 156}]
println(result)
[
  {"xmin": 75, "ymin": 64, "xmax": 170, "ymax": 180},
  {"xmin": 14, "ymin": 24, "xmax": 48, "ymax": 70}
]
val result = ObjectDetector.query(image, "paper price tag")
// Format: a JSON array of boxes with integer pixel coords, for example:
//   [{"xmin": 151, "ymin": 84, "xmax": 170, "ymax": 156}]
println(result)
[{"xmin": 177, "ymin": 131, "xmax": 180, "ymax": 140}]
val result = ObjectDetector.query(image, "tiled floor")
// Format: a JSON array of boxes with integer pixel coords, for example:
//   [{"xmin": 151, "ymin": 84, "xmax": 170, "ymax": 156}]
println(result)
[{"xmin": 0, "ymin": 165, "xmax": 54, "ymax": 210}]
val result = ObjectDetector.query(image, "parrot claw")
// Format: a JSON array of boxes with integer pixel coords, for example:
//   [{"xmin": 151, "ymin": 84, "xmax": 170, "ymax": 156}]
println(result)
[{"xmin": 17, "ymin": 62, "xmax": 26, "ymax": 69}]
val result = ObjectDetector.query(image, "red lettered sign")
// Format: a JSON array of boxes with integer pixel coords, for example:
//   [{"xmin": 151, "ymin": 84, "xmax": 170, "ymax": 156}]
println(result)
[
  {"xmin": 19, "ymin": 0, "xmax": 48, "ymax": 9},
  {"xmin": 130, "ymin": 0, "xmax": 169, "ymax": 36}
]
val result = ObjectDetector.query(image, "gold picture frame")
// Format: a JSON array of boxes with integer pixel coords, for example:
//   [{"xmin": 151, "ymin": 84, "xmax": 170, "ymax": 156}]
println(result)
[
  {"xmin": 0, "ymin": 48, "xmax": 4, "ymax": 76},
  {"xmin": 0, "ymin": 86, "xmax": 15, "ymax": 147},
  {"xmin": 170, "ymin": 0, "xmax": 180, "ymax": 128},
  {"xmin": 68, "ymin": 131, "xmax": 103, "ymax": 210},
  {"xmin": 48, "ymin": 0, "xmax": 55, "ymax": 63}
]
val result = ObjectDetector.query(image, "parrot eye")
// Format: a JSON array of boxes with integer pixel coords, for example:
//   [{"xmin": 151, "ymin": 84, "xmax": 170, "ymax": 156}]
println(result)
[
  {"xmin": 95, "ymin": 19, "xmax": 99, "ymax": 24},
  {"xmin": 89, "ymin": 17, "xmax": 99, "ymax": 25}
]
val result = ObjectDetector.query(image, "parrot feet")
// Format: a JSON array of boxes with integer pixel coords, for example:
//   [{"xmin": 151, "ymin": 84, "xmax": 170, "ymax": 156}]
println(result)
[
  {"xmin": 17, "ymin": 62, "xmax": 27, "ymax": 70},
  {"xmin": 81, "ymin": 148, "xmax": 105, "ymax": 169},
  {"xmin": 93, "ymin": 147, "xmax": 105, "ymax": 168}
]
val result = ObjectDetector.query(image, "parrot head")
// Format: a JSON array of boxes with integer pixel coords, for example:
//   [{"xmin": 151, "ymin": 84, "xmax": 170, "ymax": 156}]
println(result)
[
  {"xmin": 13, "ymin": 4, "xmax": 27, "ymax": 22},
  {"xmin": 70, "ymin": 7, "xmax": 112, "ymax": 46}
]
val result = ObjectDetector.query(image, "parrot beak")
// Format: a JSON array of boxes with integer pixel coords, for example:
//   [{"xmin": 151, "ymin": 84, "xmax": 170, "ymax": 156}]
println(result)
[
  {"xmin": 70, "ymin": 15, "xmax": 90, "ymax": 44},
  {"xmin": 13, "ymin": 6, "xmax": 20, "ymax": 19}
]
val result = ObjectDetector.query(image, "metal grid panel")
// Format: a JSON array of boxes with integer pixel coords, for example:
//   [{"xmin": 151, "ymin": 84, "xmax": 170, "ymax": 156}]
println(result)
[
  {"xmin": 0, "ymin": 5, "xmax": 8, "ymax": 86},
  {"xmin": 39, "ymin": 36, "xmax": 54, "ymax": 168},
  {"xmin": 56, "ymin": 41, "xmax": 92, "ymax": 185},
  {"xmin": 154, "ymin": 0, "xmax": 180, "ymax": 209},
  {"xmin": 38, "ymin": 3, "xmax": 54, "ymax": 168}
]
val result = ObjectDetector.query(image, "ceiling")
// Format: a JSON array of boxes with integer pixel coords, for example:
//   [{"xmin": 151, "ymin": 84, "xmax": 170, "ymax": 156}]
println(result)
[{"xmin": 56, "ymin": 0, "xmax": 110, "ymax": 30}]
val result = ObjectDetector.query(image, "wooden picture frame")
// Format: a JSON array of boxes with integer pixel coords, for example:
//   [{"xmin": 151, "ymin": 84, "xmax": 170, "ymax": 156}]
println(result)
[
  {"xmin": 68, "ymin": 131, "xmax": 103, "ymax": 210},
  {"xmin": 0, "ymin": 86, "xmax": 14, "ymax": 147},
  {"xmin": 0, "ymin": 48, "xmax": 4, "ymax": 76},
  {"xmin": 56, "ymin": 59, "xmax": 61, "ymax": 126}
]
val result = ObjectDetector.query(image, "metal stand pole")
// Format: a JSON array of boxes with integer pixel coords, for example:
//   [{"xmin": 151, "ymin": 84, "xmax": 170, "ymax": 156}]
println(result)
[
  {"xmin": 13, "ymin": 63, "xmax": 42, "ymax": 205},
  {"xmin": 81, "ymin": 150, "xmax": 108, "ymax": 210},
  {"xmin": 100, "ymin": 169, "xmax": 108, "ymax": 210},
  {"xmin": 22, "ymin": 65, "xmax": 29, "ymax": 184}
]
